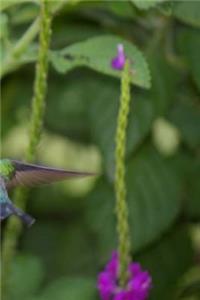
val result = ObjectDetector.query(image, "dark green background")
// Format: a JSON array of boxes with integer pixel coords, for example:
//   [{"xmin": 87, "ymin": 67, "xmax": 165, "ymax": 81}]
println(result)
[{"xmin": 1, "ymin": 1, "xmax": 200, "ymax": 300}]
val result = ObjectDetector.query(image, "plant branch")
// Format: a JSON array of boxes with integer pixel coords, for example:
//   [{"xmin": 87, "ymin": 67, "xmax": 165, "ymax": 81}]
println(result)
[
  {"xmin": 0, "ymin": 0, "xmax": 69, "ymax": 78},
  {"xmin": 1, "ymin": 0, "xmax": 52, "ymax": 296},
  {"xmin": 115, "ymin": 60, "xmax": 132, "ymax": 287}
]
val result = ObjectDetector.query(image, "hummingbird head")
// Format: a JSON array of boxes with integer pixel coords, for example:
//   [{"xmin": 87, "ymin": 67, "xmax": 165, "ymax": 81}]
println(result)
[{"xmin": 0, "ymin": 159, "xmax": 15, "ymax": 181}]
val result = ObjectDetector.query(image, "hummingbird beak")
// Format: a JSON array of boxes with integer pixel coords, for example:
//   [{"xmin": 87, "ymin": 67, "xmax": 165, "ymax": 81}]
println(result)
[
  {"xmin": 0, "ymin": 203, "xmax": 13, "ymax": 220},
  {"xmin": 0, "ymin": 202, "xmax": 35, "ymax": 227}
]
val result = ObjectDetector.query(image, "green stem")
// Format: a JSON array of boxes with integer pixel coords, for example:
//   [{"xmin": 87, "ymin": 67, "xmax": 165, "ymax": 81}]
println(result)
[
  {"xmin": 115, "ymin": 60, "xmax": 132, "ymax": 288},
  {"xmin": 0, "ymin": 0, "xmax": 68, "ymax": 78},
  {"xmin": 0, "ymin": 18, "xmax": 39, "ymax": 77},
  {"xmin": 26, "ymin": 0, "xmax": 51, "ymax": 161},
  {"xmin": 2, "ymin": 0, "xmax": 52, "ymax": 296}
]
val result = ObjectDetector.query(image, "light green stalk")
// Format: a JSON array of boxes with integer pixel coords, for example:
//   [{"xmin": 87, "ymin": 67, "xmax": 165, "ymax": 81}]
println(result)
[
  {"xmin": 1, "ymin": 0, "xmax": 52, "ymax": 295},
  {"xmin": 115, "ymin": 60, "xmax": 132, "ymax": 287}
]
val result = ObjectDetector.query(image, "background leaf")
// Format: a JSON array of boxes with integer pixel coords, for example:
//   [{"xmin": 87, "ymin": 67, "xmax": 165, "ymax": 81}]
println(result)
[
  {"xmin": 22, "ymin": 221, "xmax": 98, "ymax": 281},
  {"xmin": 147, "ymin": 49, "xmax": 179, "ymax": 116},
  {"xmin": 184, "ymin": 162, "xmax": 200, "ymax": 219},
  {"xmin": 0, "ymin": 0, "xmax": 39, "ymax": 11},
  {"xmin": 6, "ymin": 255, "xmax": 44, "ymax": 300},
  {"xmin": 50, "ymin": 35, "xmax": 151, "ymax": 89},
  {"xmin": 137, "ymin": 227, "xmax": 194, "ymax": 300},
  {"xmin": 169, "ymin": 98, "xmax": 200, "ymax": 149},
  {"xmin": 130, "ymin": 0, "xmax": 166, "ymax": 10},
  {"xmin": 173, "ymin": 1, "xmax": 200, "ymax": 28},
  {"xmin": 32, "ymin": 277, "xmax": 96, "ymax": 300},
  {"xmin": 87, "ymin": 76, "xmax": 154, "ymax": 175},
  {"xmin": 176, "ymin": 28, "xmax": 200, "ymax": 92},
  {"xmin": 86, "ymin": 146, "xmax": 181, "ymax": 259}
]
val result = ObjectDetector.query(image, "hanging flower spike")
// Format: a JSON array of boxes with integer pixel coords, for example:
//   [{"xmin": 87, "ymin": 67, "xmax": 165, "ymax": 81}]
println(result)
[
  {"xmin": 98, "ymin": 252, "xmax": 152, "ymax": 300},
  {"xmin": 111, "ymin": 44, "xmax": 126, "ymax": 70}
]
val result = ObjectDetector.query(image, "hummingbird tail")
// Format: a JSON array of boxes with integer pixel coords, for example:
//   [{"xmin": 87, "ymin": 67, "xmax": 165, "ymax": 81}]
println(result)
[{"xmin": 0, "ymin": 202, "xmax": 35, "ymax": 227}]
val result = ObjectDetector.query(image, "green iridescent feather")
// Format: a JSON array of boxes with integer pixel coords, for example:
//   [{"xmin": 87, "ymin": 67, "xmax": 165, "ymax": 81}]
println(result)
[{"xmin": 0, "ymin": 159, "xmax": 15, "ymax": 181}]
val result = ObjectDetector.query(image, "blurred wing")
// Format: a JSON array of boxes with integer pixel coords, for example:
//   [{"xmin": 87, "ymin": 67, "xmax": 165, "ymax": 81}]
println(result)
[{"xmin": 6, "ymin": 160, "xmax": 94, "ymax": 189}]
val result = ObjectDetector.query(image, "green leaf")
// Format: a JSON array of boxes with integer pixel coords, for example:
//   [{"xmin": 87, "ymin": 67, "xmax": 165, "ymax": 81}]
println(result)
[
  {"xmin": 88, "ymin": 86, "xmax": 154, "ymax": 175},
  {"xmin": 50, "ymin": 35, "xmax": 151, "ymax": 89},
  {"xmin": 51, "ymin": 22, "xmax": 102, "ymax": 51},
  {"xmin": 177, "ymin": 266, "xmax": 200, "ymax": 299},
  {"xmin": 173, "ymin": 1, "xmax": 200, "ymax": 28},
  {"xmin": 130, "ymin": 0, "xmax": 166, "ymax": 10},
  {"xmin": 137, "ymin": 227, "xmax": 194, "ymax": 300},
  {"xmin": 22, "ymin": 221, "xmax": 98, "ymax": 280},
  {"xmin": 0, "ymin": 13, "xmax": 9, "ymax": 39},
  {"xmin": 169, "ymin": 98, "xmax": 200, "ymax": 149},
  {"xmin": 184, "ymin": 162, "xmax": 200, "ymax": 219},
  {"xmin": 1, "ymin": 69, "xmax": 90, "ymax": 140},
  {"xmin": 7, "ymin": 255, "xmax": 44, "ymax": 300},
  {"xmin": 176, "ymin": 28, "xmax": 200, "ymax": 92},
  {"xmin": 86, "ymin": 146, "xmax": 181, "ymax": 259},
  {"xmin": 1, "ymin": 74, "xmax": 33, "ymax": 138},
  {"xmin": 45, "ymin": 71, "xmax": 91, "ymax": 140},
  {"xmin": 165, "ymin": 152, "xmax": 200, "ymax": 220},
  {"xmin": 35, "ymin": 277, "xmax": 96, "ymax": 300},
  {"xmin": 156, "ymin": 1, "xmax": 174, "ymax": 16},
  {"xmin": 86, "ymin": 178, "xmax": 117, "ymax": 260},
  {"xmin": 0, "ymin": 0, "xmax": 39, "ymax": 11},
  {"xmin": 7, "ymin": 2, "xmax": 39, "ymax": 25},
  {"xmin": 147, "ymin": 50, "xmax": 178, "ymax": 115},
  {"xmin": 106, "ymin": 1, "xmax": 136, "ymax": 19},
  {"xmin": 45, "ymin": 70, "xmax": 154, "ymax": 173},
  {"xmin": 1, "ymin": 44, "xmax": 37, "ymax": 77}
]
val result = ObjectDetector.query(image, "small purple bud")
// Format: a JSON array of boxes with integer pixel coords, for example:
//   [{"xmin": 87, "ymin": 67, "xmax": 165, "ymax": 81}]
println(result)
[{"xmin": 111, "ymin": 44, "xmax": 126, "ymax": 70}]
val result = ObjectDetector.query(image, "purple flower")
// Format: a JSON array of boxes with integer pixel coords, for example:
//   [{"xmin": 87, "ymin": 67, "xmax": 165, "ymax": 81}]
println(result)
[
  {"xmin": 111, "ymin": 44, "xmax": 126, "ymax": 70},
  {"xmin": 97, "ymin": 252, "xmax": 152, "ymax": 300}
]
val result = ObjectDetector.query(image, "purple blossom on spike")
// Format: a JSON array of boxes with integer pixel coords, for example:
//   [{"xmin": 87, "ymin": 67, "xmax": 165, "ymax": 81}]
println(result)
[
  {"xmin": 111, "ymin": 44, "xmax": 126, "ymax": 70},
  {"xmin": 97, "ymin": 252, "xmax": 152, "ymax": 300}
]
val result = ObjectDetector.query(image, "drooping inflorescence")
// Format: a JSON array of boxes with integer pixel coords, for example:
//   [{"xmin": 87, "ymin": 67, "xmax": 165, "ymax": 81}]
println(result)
[{"xmin": 98, "ymin": 45, "xmax": 152, "ymax": 300}]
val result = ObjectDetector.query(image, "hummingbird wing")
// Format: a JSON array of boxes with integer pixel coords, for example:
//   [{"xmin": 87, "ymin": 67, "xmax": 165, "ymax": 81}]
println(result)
[{"xmin": 6, "ymin": 160, "xmax": 94, "ymax": 189}]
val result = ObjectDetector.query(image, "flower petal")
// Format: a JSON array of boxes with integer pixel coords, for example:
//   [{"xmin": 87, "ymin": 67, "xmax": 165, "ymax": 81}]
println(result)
[{"xmin": 97, "ymin": 252, "xmax": 152, "ymax": 300}]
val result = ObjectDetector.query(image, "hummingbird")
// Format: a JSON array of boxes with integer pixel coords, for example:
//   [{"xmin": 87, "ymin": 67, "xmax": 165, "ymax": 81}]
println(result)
[{"xmin": 0, "ymin": 159, "xmax": 94, "ymax": 226}]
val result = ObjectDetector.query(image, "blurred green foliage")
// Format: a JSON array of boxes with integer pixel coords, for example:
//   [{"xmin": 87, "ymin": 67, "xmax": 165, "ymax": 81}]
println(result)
[{"xmin": 1, "ymin": 1, "xmax": 200, "ymax": 300}]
